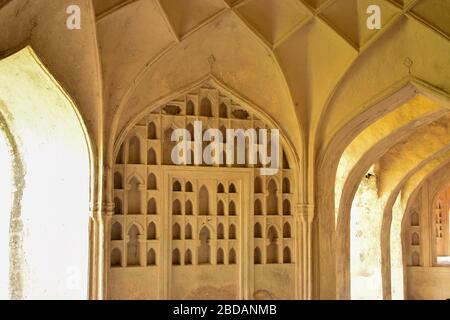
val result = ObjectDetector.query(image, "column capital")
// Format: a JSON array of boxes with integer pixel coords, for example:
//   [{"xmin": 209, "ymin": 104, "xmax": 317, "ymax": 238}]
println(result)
[
  {"xmin": 295, "ymin": 203, "xmax": 315, "ymax": 224},
  {"xmin": 93, "ymin": 201, "xmax": 115, "ymax": 217}
]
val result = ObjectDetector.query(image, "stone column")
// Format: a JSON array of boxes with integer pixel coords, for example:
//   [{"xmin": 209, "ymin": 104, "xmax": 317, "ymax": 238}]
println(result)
[{"xmin": 296, "ymin": 203, "xmax": 315, "ymax": 300}]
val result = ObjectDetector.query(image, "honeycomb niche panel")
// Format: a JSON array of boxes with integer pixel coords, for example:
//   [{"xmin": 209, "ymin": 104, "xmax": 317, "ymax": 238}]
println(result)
[{"xmin": 109, "ymin": 80, "xmax": 298, "ymax": 300}]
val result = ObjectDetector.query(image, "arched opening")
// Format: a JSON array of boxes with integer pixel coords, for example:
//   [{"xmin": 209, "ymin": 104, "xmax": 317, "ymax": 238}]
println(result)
[
  {"xmin": 185, "ymin": 224, "xmax": 193, "ymax": 240},
  {"xmin": 128, "ymin": 136, "xmax": 141, "ymax": 164},
  {"xmin": 147, "ymin": 173, "xmax": 157, "ymax": 190},
  {"xmin": 254, "ymin": 199, "xmax": 263, "ymax": 215},
  {"xmin": 266, "ymin": 226, "xmax": 278, "ymax": 264},
  {"xmin": 229, "ymin": 249, "xmax": 236, "ymax": 264},
  {"xmin": 185, "ymin": 200, "xmax": 193, "ymax": 215},
  {"xmin": 217, "ymin": 200, "xmax": 225, "ymax": 216},
  {"xmin": 229, "ymin": 201, "xmax": 236, "ymax": 216},
  {"xmin": 283, "ymin": 247, "xmax": 291, "ymax": 263},
  {"xmin": 217, "ymin": 223, "xmax": 225, "ymax": 239},
  {"xmin": 254, "ymin": 247, "xmax": 262, "ymax": 264},
  {"xmin": 147, "ymin": 148, "xmax": 157, "ymax": 165},
  {"xmin": 173, "ymin": 180, "xmax": 182, "ymax": 192},
  {"xmin": 128, "ymin": 177, "xmax": 141, "ymax": 214},
  {"xmin": 127, "ymin": 225, "xmax": 140, "ymax": 266},
  {"xmin": 186, "ymin": 100, "xmax": 195, "ymax": 116},
  {"xmin": 219, "ymin": 103, "xmax": 227, "ymax": 118},
  {"xmin": 111, "ymin": 249, "xmax": 122, "ymax": 267},
  {"xmin": 198, "ymin": 227, "xmax": 211, "ymax": 264},
  {"xmin": 111, "ymin": 222, "xmax": 122, "ymax": 241},
  {"xmin": 200, "ymin": 98, "xmax": 212, "ymax": 117},
  {"xmin": 147, "ymin": 249, "xmax": 156, "ymax": 266},
  {"xmin": 172, "ymin": 223, "xmax": 181, "ymax": 240},
  {"xmin": 184, "ymin": 250, "xmax": 192, "ymax": 265},
  {"xmin": 282, "ymin": 178, "xmax": 290, "ymax": 194},
  {"xmin": 148, "ymin": 122, "xmax": 157, "ymax": 140},
  {"xmin": 114, "ymin": 172, "xmax": 123, "ymax": 189},
  {"xmin": 116, "ymin": 145, "xmax": 124, "ymax": 164},
  {"xmin": 186, "ymin": 123, "xmax": 194, "ymax": 141},
  {"xmin": 411, "ymin": 211, "xmax": 420, "ymax": 226},
  {"xmin": 412, "ymin": 252, "xmax": 420, "ymax": 266},
  {"xmin": 229, "ymin": 224, "xmax": 237, "ymax": 240},
  {"xmin": 217, "ymin": 248, "xmax": 224, "ymax": 264},
  {"xmin": 254, "ymin": 223, "xmax": 262, "ymax": 238},
  {"xmin": 267, "ymin": 179, "xmax": 278, "ymax": 215},
  {"xmin": 185, "ymin": 181, "xmax": 193, "ymax": 192},
  {"xmin": 172, "ymin": 199, "xmax": 182, "ymax": 215},
  {"xmin": 199, "ymin": 185, "xmax": 209, "ymax": 215},
  {"xmin": 217, "ymin": 183, "xmax": 225, "ymax": 193},
  {"xmin": 412, "ymin": 232, "xmax": 420, "ymax": 246},
  {"xmin": 114, "ymin": 198, "xmax": 123, "ymax": 215},
  {"xmin": 283, "ymin": 223, "xmax": 291, "ymax": 238},
  {"xmin": 147, "ymin": 198, "xmax": 157, "ymax": 215},
  {"xmin": 254, "ymin": 177, "xmax": 263, "ymax": 193},
  {"xmin": 229, "ymin": 183, "xmax": 236, "ymax": 193},
  {"xmin": 283, "ymin": 199, "xmax": 291, "ymax": 216},
  {"xmin": 172, "ymin": 249, "xmax": 181, "ymax": 265},
  {"xmin": 147, "ymin": 222, "xmax": 157, "ymax": 240}
]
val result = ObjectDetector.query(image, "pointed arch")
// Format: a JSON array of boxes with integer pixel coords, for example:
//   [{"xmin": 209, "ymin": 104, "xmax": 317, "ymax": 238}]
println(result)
[
  {"xmin": 229, "ymin": 224, "xmax": 237, "ymax": 240},
  {"xmin": 172, "ymin": 223, "xmax": 181, "ymax": 240},
  {"xmin": 267, "ymin": 226, "xmax": 278, "ymax": 264},
  {"xmin": 128, "ymin": 177, "xmax": 141, "ymax": 214},
  {"xmin": 282, "ymin": 178, "xmax": 290, "ymax": 194},
  {"xmin": 254, "ymin": 247, "xmax": 262, "ymax": 264},
  {"xmin": 267, "ymin": 179, "xmax": 278, "ymax": 215},
  {"xmin": 184, "ymin": 249, "xmax": 192, "ymax": 265},
  {"xmin": 217, "ymin": 183, "xmax": 225, "ymax": 193},
  {"xmin": 173, "ymin": 180, "xmax": 182, "ymax": 192},
  {"xmin": 147, "ymin": 173, "xmax": 157, "ymax": 190},
  {"xmin": 114, "ymin": 197, "xmax": 122, "ymax": 215},
  {"xmin": 147, "ymin": 148, "xmax": 157, "ymax": 165},
  {"xmin": 229, "ymin": 248, "xmax": 237, "ymax": 264},
  {"xmin": 229, "ymin": 201, "xmax": 236, "ymax": 216},
  {"xmin": 114, "ymin": 172, "xmax": 123, "ymax": 189},
  {"xmin": 185, "ymin": 181, "xmax": 193, "ymax": 192},
  {"xmin": 229, "ymin": 183, "xmax": 237, "ymax": 193},
  {"xmin": 111, "ymin": 248, "xmax": 122, "ymax": 267},
  {"xmin": 147, "ymin": 198, "xmax": 157, "ymax": 215},
  {"xmin": 147, "ymin": 222, "xmax": 156, "ymax": 240},
  {"xmin": 200, "ymin": 97, "xmax": 212, "ymax": 117},
  {"xmin": 198, "ymin": 226, "xmax": 211, "ymax": 264},
  {"xmin": 283, "ymin": 223, "xmax": 291, "ymax": 238},
  {"xmin": 148, "ymin": 122, "xmax": 157, "ymax": 139},
  {"xmin": 127, "ymin": 225, "xmax": 140, "ymax": 266},
  {"xmin": 172, "ymin": 199, "xmax": 182, "ymax": 215},
  {"xmin": 217, "ymin": 200, "xmax": 225, "ymax": 216},
  {"xmin": 283, "ymin": 247, "xmax": 291, "ymax": 263},
  {"xmin": 185, "ymin": 200, "xmax": 193, "ymax": 215},
  {"xmin": 186, "ymin": 100, "xmax": 195, "ymax": 116},
  {"xmin": 217, "ymin": 223, "xmax": 225, "ymax": 239},
  {"xmin": 254, "ymin": 223, "xmax": 262, "ymax": 238},
  {"xmin": 219, "ymin": 102, "xmax": 228, "ymax": 118},
  {"xmin": 217, "ymin": 248, "xmax": 224, "ymax": 264},
  {"xmin": 111, "ymin": 222, "xmax": 122, "ymax": 241},
  {"xmin": 172, "ymin": 249, "xmax": 181, "ymax": 265},
  {"xmin": 254, "ymin": 177, "xmax": 263, "ymax": 193},
  {"xmin": 283, "ymin": 199, "xmax": 291, "ymax": 216},
  {"xmin": 254, "ymin": 199, "xmax": 263, "ymax": 215},
  {"xmin": 147, "ymin": 249, "xmax": 156, "ymax": 266},
  {"xmin": 128, "ymin": 136, "xmax": 141, "ymax": 164},
  {"xmin": 185, "ymin": 224, "xmax": 193, "ymax": 240},
  {"xmin": 199, "ymin": 185, "xmax": 209, "ymax": 215}
]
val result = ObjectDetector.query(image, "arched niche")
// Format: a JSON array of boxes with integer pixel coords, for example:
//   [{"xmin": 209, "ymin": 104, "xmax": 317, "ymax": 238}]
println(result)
[{"xmin": 0, "ymin": 47, "xmax": 95, "ymax": 299}]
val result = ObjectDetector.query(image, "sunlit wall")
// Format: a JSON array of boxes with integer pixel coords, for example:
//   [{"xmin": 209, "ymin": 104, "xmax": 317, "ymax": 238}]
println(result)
[{"xmin": 0, "ymin": 47, "xmax": 91, "ymax": 299}]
